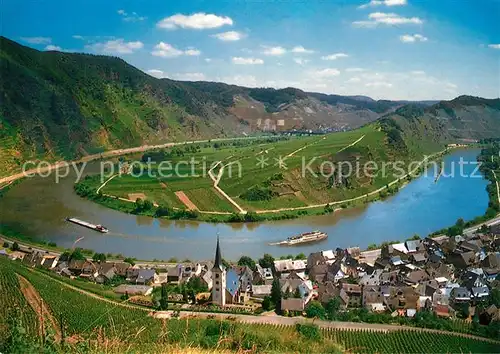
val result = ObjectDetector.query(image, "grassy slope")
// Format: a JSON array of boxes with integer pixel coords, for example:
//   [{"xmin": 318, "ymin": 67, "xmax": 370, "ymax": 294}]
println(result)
[{"xmin": 2, "ymin": 258, "xmax": 498, "ymax": 353}]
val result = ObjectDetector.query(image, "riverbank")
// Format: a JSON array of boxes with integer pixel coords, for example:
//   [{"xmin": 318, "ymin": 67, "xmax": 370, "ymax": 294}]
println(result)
[
  {"xmin": 0, "ymin": 149, "xmax": 492, "ymax": 260},
  {"xmin": 73, "ymin": 147, "xmax": 450, "ymax": 223}
]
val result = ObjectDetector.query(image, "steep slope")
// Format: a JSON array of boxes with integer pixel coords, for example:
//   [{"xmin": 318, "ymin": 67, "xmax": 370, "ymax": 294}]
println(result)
[
  {"xmin": 0, "ymin": 37, "xmax": 249, "ymax": 176},
  {"xmin": 1, "ymin": 36, "xmax": 499, "ymax": 178},
  {"xmin": 380, "ymin": 97, "xmax": 500, "ymax": 158}
]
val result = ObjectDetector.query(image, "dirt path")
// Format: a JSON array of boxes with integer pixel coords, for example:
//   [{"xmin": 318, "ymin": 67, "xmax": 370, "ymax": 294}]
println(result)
[
  {"xmin": 174, "ymin": 191, "xmax": 199, "ymax": 211},
  {"xmin": 0, "ymin": 136, "xmax": 264, "ymax": 185},
  {"xmin": 208, "ymin": 158, "xmax": 246, "ymax": 214},
  {"xmin": 96, "ymin": 174, "xmax": 118, "ymax": 194},
  {"xmin": 17, "ymin": 274, "xmax": 61, "ymax": 341}
]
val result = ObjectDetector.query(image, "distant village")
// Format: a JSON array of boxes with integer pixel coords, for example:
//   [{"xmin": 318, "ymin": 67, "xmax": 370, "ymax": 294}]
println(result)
[{"xmin": 2, "ymin": 222, "xmax": 500, "ymax": 326}]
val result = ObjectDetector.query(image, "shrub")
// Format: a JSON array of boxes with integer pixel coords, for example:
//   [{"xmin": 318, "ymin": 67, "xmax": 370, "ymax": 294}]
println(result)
[{"xmin": 295, "ymin": 323, "xmax": 321, "ymax": 341}]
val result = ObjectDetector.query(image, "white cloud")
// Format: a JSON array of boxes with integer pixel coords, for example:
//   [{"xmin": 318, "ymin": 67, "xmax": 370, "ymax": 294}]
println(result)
[
  {"xmin": 86, "ymin": 39, "xmax": 143, "ymax": 54},
  {"xmin": 353, "ymin": 12, "xmax": 423, "ymax": 27},
  {"xmin": 72, "ymin": 35, "xmax": 84, "ymax": 40},
  {"xmin": 358, "ymin": 0, "xmax": 407, "ymax": 9},
  {"xmin": 157, "ymin": 13, "xmax": 233, "ymax": 30},
  {"xmin": 184, "ymin": 48, "xmax": 201, "ymax": 56},
  {"xmin": 262, "ymin": 46, "xmax": 287, "ymax": 56},
  {"xmin": 212, "ymin": 31, "xmax": 244, "ymax": 41},
  {"xmin": 232, "ymin": 57, "xmax": 264, "ymax": 65},
  {"xmin": 346, "ymin": 67, "xmax": 365, "ymax": 72},
  {"xmin": 220, "ymin": 75, "xmax": 259, "ymax": 87},
  {"xmin": 400, "ymin": 34, "xmax": 428, "ymax": 43},
  {"xmin": 117, "ymin": 9, "xmax": 146, "ymax": 22},
  {"xmin": 147, "ymin": 70, "xmax": 205, "ymax": 81},
  {"xmin": 311, "ymin": 68, "xmax": 341, "ymax": 78},
  {"xmin": 291, "ymin": 46, "xmax": 314, "ymax": 54},
  {"xmin": 151, "ymin": 42, "xmax": 201, "ymax": 58},
  {"xmin": 147, "ymin": 69, "xmax": 166, "ymax": 78},
  {"xmin": 45, "ymin": 45, "xmax": 62, "ymax": 51},
  {"xmin": 205, "ymin": 58, "xmax": 212, "ymax": 62},
  {"xmin": 410, "ymin": 70, "xmax": 426, "ymax": 75},
  {"xmin": 20, "ymin": 37, "xmax": 51, "ymax": 44},
  {"xmin": 293, "ymin": 58, "xmax": 309, "ymax": 65},
  {"xmin": 321, "ymin": 53, "xmax": 349, "ymax": 60},
  {"xmin": 174, "ymin": 72, "xmax": 206, "ymax": 81},
  {"xmin": 346, "ymin": 77, "xmax": 361, "ymax": 83},
  {"xmin": 488, "ymin": 44, "xmax": 500, "ymax": 49},
  {"xmin": 365, "ymin": 81, "xmax": 393, "ymax": 88}
]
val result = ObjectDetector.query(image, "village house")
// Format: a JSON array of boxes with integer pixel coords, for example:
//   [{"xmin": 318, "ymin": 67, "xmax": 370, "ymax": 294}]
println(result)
[
  {"xmin": 273, "ymin": 259, "xmax": 306, "ymax": 275},
  {"xmin": 281, "ymin": 298, "xmax": 305, "ymax": 313},
  {"xmin": 253, "ymin": 264, "xmax": 273, "ymax": 284},
  {"xmin": 341, "ymin": 283, "xmax": 362, "ymax": 307}
]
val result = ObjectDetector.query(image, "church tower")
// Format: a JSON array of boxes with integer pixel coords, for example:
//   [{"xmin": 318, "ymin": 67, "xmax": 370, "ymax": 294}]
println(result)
[{"xmin": 211, "ymin": 235, "xmax": 226, "ymax": 306}]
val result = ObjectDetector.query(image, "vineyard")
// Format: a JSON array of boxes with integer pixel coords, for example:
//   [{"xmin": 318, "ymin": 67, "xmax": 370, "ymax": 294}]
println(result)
[
  {"xmin": 0, "ymin": 259, "xmax": 39, "ymax": 349},
  {"xmin": 2, "ymin": 258, "xmax": 499, "ymax": 353}
]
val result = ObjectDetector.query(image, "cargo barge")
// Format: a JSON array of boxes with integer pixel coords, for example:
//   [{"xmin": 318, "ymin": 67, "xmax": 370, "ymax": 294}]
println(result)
[
  {"xmin": 270, "ymin": 230, "xmax": 327, "ymax": 246},
  {"xmin": 66, "ymin": 217, "xmax": 109, "ymax": 233}
]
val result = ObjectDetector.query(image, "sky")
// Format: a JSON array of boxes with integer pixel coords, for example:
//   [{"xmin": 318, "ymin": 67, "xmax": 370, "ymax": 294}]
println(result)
[{"xmin": 2, "ymin": 0, "xmax": 500, "ymax": 100}]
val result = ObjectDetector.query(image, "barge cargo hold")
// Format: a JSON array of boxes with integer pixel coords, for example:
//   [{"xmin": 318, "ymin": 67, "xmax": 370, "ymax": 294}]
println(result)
[{"xmin": 66, "ymin": 217, "xmax": 109, "ymax": 233}]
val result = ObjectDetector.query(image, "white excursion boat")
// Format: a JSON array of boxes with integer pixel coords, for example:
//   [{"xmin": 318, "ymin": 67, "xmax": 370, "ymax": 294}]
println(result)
[{"xmin": 270, "ymin": 230, "xmax": 328, "ymax": 246}]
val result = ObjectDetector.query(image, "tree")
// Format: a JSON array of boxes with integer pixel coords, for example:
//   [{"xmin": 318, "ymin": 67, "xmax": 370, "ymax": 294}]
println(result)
[
  {"xmin": 159, "ymin": 283, "xmax": 168, "ymax": 310},
  {"xmin": 11, "ymin": 242, "xmax": 20, "ymax": 252},
  {"xmin": 237, "ymin": 256, "xmax": 256, "ymax": 271},
  {"xmin": 59, "ymin": 251, "xmax": 71, "ymax": 262},
  {"xmin": 258, "ymin": 253, "xmax": 275, "ymax": 269},
  {"xmin": 143, "ymin": 199, "xmax": 154, "ymax": 211},
  {"xmin": 92, "ymin": 253, "xmax": 106, "ymax": 263},
  {"xmin": 326, "ymin": 297, "xmax": 341, "ymax": 320},
  {"xmin": 294, "ymin": 253, "xmax": 306, "ymax": 260},
  {"xmin": 155, "ymin": 205, "xmax": 171, "ymax": 217},
  {"xmin": 134, "ymin": 198, "xmax": 144, "ymax": 211},
  {"xmin": 262, "ymin": 296, "xmax": 273, "ymax": 311},
  {"xmin": 186, "ymin": 276, "xmax": 208, "ymax": 294},
  {"xmin": 293, "ymin": 288, "xmax": 302, "ymax": 299},
  {"xmin": 305, "ymin": 301, "xmax": 325, "ymax": 319},
  {"xmin": 271, "ymin": 278, "xmax": 282, "ymax": 314},
  {"xmin": 406, "ymin": 234, "xmax": 421, "ymax": 241},
  {"xmin": 2, "ymin": 241, "xmax": 9, "ymax": 248},
  {"xmin": 69, "ymin": 248, "xmax": 86, "ymax": 261},
  {"xmin": 123, "ymin": 257, "xmax": 136, "ymax": 266}
]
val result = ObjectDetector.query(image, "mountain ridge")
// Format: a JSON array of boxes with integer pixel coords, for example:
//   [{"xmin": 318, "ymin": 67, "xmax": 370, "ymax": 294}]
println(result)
[{"xmin": 1, "ymin": 36, "xmax": 499, "ymax": 177}]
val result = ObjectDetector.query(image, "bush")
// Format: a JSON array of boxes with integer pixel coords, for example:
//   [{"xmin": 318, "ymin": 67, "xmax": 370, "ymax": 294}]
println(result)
[
  {"xmin": 295, "ymin": 323, "xmax": 321, "ymax": 341},
  {"xmin": 305, "ymin": 301, "xmax": 325, "ymax": 319}
]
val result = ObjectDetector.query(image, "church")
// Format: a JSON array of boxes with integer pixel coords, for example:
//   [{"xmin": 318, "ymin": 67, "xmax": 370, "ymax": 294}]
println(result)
[{"xmin": 211, "ymin": 235, "xmax": 227, "ymax": 306}]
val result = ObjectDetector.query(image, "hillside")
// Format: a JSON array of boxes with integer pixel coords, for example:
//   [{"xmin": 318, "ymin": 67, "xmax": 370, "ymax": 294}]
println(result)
[
  {"xmin": 2, "ymin": 257, "xmax": 498, "ymax": 354},
  {"xmin": 1, "ymin": 36, "xmax": 500, "ymax": 178}
]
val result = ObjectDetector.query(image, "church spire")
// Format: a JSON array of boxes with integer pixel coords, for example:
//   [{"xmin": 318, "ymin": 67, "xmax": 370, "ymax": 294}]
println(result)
[{"xmin": 214, "ymin": 233, "xmax": 224, "ymax": 270}]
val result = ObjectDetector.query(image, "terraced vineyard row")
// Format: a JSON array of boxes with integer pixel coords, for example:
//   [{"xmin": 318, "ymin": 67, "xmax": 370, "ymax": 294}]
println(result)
[
  {"xmin": 0, "ymin": 258, "xmax": 39, "ymax": 347},
  {"xmin": 322, "ymin": 327, "xmax": 498, "ymax": 353},
  {"xmin": 9, "ymin": 260, "xmax": 162, "ymax": 342}
]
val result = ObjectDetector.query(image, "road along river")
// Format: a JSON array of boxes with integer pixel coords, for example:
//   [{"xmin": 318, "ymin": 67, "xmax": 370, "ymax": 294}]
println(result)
[{"xmin": 0, "ymin": 149, "xmax": 489, "ymax": 260}]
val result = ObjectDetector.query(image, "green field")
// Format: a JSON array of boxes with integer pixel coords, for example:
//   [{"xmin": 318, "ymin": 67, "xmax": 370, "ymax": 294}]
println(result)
[{"xmin": 74, "ymin": 122, "xmax": 447, "ymax": 219}]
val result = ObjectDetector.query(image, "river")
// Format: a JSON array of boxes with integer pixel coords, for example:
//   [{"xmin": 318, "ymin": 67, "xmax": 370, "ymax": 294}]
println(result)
[{"xmin": 0, "ymin": 149, "xmax": 489, "ymax": 261}]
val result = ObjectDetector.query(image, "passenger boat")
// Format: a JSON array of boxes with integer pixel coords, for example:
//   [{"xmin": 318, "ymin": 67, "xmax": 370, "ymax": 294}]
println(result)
[
  {"xmin": 66, "ymin": 217, "xmax": 109, "ymax": 233},
  {"xmin": 269, "ymin": 230, "xmax": 327, "ymax": 246}
]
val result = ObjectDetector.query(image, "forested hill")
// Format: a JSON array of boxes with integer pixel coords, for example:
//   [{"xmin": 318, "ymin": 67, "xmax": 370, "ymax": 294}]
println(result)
[{"xmin": 0, "ymin": 36, "xmax": 499, "ymax": 177}]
